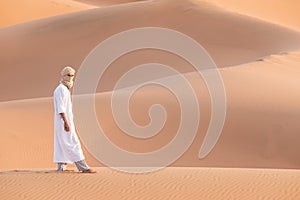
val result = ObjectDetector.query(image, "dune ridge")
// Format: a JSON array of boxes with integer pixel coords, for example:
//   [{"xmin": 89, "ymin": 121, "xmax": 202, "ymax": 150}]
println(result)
[
  {"xmin": 211, "ymin": 0, "xmax": 300, "ymax": 31},
  {"xmin": 74, "ymin": 0, "xmax": 145, "ymax": 7},
  {"xmin": 0, "ymin": 0, "xmax": 96, "ymax": 28}
]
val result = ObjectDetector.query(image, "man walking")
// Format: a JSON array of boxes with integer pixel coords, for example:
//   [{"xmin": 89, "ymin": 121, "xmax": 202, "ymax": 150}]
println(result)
[{"xmin": 53, "ymin": 66, "xmax": 95, "ymax": 173}]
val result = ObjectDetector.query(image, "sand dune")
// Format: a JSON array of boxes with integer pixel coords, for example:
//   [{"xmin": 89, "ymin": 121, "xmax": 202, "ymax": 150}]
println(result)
[
  {"xmin": 1, "ymin": 0, "xmax": 300, "ymax": 102},
  {"xmin": 1, "ymin": 51, "xmax": 300, "ymax": 170},
  {"xmin": 0, "ymin": 0, "xmax": 300, "ymax": 171},
  {"xmin": 0, "ymin": 0, "xmax": 144, "ymax": 29},
  {"xmin": 1, "ymin": 0, "xmax": 300, "ymax": 199},
  {"xmin": 0, "ymin": 0, "xmax": 96, "ymax": 28},
  {"xmin": 0, "ymin": 0, "xmax": 299, "ymax": 169},
  {"xmin": 211, "ymin": 0, "xmax": 300, "ymax": 31},
  {"xmin": 0, "ymin": 167, "xmax": 300, "ymax": 199}
]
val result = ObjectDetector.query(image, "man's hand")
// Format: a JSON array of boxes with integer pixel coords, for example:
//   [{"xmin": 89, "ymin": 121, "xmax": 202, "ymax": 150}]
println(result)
[
  {"xmin": 64, "ymin": 122, "xmax": 70, "ymax": 132},
  {"xmin": 59, "ymin": 113, "xmax": 70, "ymax": 132}
]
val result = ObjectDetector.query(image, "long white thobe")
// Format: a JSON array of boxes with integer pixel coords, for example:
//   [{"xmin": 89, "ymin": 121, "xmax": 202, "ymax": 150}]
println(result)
[{"xmin": 53, "ymin": 83, "xmax": 85, "ymax": 163}]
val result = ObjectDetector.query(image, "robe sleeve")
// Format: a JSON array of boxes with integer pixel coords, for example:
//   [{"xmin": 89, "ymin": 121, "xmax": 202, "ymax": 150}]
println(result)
[{"xmin": 55, "ymin": 86, "xmax": 67, "ymax": 114}]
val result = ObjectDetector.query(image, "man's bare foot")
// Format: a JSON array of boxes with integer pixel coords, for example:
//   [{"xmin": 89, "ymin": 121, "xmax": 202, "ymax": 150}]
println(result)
[{"xmin": 82, "ymin": 168, "xmax": 96, "ymax": 173}]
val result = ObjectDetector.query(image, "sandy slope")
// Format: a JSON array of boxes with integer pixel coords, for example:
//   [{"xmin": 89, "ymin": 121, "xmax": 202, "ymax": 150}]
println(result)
[
  {"xmin": 0, "ymin": 0, "xmax": 299, "ymax": 171},
  {"xmin": 0, "ymin": 0, "xmax": 96, "ymax": 28},
  {"xmin": 1, "ymin": 0, "xmax": 300, "ymax": 102},
  {"xmin": 0, "ymin": 0, "xmax": 300, "ymax": 171},
  {"xmin": 1, "ymin": 51, "xmax": 300, "ymax": 170},
  {"xmin": 211, "ymin": 0, "xmax": 300, "ymax": 31},
  {"xmin": 0, "ymin": 167, "xmax": 300, "ymax": 199},
  {"xmin": 0, "ymin": 0, "xmax": 145, "ymax": 29}
]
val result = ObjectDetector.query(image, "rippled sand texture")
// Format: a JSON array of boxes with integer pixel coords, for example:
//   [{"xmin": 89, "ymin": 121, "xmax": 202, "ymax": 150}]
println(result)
[{"xmin": 1, "ymin": 168, "xmax": 300, "ymax": 200}]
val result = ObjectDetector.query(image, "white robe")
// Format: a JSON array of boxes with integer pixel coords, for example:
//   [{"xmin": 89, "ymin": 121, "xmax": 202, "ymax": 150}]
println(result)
[{"xmin": 53, "ymin": 83, "xmax": 85, "ymax": 163}]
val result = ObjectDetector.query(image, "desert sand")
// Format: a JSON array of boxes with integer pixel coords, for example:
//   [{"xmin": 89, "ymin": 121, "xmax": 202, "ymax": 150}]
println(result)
[
  {"xmin": 0, "ymin": 0, "xmax": 96, "ymax": 28},
  {"xmin": 75, "ymin": 0, "xmax": 144, "ymax": 6},
  {"xmin": 211, "ymin": 0, "xmax": 300, "ymax": 31},
  {"xmin": 1, "ymin": 0, "xmax": 300, "ymax": 199},
  {"xmin": 1, "ymin": 167, "xmax": 300, "ymax": 199}
]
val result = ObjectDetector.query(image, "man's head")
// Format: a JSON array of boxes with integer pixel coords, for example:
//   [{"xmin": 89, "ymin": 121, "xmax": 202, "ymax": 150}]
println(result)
[{"xmin": 60, "ymin": 66, "xmax": 76, "ymax": 89}]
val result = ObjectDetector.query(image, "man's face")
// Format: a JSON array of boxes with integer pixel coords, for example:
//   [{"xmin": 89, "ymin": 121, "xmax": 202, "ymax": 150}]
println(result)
[{"xmin": 66, "ymin": 73, "xmax": 75, "ymax": 82}]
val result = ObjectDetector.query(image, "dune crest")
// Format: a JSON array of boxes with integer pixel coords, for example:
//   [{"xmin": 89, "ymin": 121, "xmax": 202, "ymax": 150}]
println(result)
[
  {"xmin": 0, "ymin": 0, "xmax": 96, "ymax": 28},
  {"xmin": 211, "ymin": 0, "xmax": 300, "ymax": 31},
  {"xmin": 74, "ymin": 0, "xmax": 145, "ymax": 7}
]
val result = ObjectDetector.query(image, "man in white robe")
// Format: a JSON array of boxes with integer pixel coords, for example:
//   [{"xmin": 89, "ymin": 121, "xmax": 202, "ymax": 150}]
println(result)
[{"xmin": 53, "ymin": 66, "xmax": 96, "ymax": 173}]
